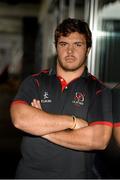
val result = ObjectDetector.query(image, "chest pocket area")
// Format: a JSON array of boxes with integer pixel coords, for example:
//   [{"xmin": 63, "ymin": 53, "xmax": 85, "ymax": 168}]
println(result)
[
  {"xmin": 65, "ymin": 91, "xmax": 89, "ymax": 120},
  {"xmin": 37, "ymin": 75, "xmax": 63, "ymax": 114}
]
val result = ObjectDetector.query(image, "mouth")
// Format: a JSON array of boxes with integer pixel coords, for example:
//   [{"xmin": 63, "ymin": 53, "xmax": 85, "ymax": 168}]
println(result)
[{"xmin": 65, "ymin": 56, "xmax": 75, "ymax": 62}]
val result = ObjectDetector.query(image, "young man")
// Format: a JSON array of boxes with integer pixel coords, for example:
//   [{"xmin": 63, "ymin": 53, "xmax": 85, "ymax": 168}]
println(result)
[{"xmin": 10, "ymin": 18, "xmax": 113, "ymax": 179}]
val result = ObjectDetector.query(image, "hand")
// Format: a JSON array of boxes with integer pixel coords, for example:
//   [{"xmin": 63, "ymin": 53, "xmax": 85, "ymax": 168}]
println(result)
[
  {"xmin": 31, "ymin": 99, "xmax": 88, "ymax": 130},
  {"xmin": 31, "ymin": 99, "xmax": 42, "ymax": 110},
  {"xmin": 74, "ymin": 118, "xmax": 88, "ymax": 129}
]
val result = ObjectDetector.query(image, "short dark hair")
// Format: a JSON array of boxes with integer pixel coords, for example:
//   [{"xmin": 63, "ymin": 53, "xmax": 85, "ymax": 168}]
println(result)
[{"xmin": 55, "ymin": 18, "xmax": 92, "ymax": 48}]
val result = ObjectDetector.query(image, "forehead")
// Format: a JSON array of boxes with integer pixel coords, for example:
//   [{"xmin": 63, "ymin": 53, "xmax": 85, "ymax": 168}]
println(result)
[{"xmin": 58, "ymin": 32, "xmax": 86, "ymax": 42}]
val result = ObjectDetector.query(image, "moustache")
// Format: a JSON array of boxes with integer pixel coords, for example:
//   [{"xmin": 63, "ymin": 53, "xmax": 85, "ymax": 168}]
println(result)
[{"xmin": 65, "ymin": 55, "xmax": 75, "ymax": 58}]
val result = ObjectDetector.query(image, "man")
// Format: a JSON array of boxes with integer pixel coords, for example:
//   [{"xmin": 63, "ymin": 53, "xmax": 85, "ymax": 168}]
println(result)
[
  {"xmin": 112, "ymin": 83, "xmax": 120, "ymax": 145},
  {"xmin": 10, "ymin": 18, "xmax": 113, "ymax": 179}
]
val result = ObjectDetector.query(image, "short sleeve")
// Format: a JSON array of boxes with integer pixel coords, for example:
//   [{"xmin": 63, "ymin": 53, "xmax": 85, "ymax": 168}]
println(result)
[
  {"xmin": 13, "ymin": 76, "xmax": 39, "ymax": 105},
  {"xmin": 87, "ymin": 87, "xmax": 113, "ymax": 126}
]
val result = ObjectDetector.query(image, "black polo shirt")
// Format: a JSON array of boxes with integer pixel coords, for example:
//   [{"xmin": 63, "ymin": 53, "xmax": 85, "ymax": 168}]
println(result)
[{"xmin": 13, "ymin": 67, "xmax": 113, "ymax": 179}]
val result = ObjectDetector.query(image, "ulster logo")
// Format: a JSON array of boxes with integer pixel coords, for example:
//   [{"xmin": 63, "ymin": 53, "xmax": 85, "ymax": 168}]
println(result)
[
  {"xmin": 72, "ymin": 92, "xmax": 85, "ymax": 106},
  {"xmin": 41, "ymin": 91, "xmax": 52, "ymax": 103}
]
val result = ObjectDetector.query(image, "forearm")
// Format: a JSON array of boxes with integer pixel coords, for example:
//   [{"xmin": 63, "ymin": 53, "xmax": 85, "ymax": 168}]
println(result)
[
  {"xmin": 43, "ymin": 125, "xmax": 112, "ymax": 151},
  {"xmin": 43, "ymin": 128, "xmax": 89, "ymax": 151},
  {"xmin": 10, "ymin": 103, "xmax": 74, "ymax": 136}
]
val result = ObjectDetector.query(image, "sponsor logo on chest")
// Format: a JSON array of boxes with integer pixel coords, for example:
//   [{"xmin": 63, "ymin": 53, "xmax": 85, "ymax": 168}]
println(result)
[
  {"xmin": 40, "ymin": 91, "xmax": 85, "ymax": 105},
  {"xmin": 41, "ymin": 91, "xmax": 52, "ymax": 103},
  {"xmin": 72, "ymin": 92, "xmax": 85, "ymax": 106}
]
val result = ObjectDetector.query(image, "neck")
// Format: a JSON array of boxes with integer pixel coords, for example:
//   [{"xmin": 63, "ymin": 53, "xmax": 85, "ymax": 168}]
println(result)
[{"xmin": 56, "ymin": 64, "xmax": 86, "ymax": 83}]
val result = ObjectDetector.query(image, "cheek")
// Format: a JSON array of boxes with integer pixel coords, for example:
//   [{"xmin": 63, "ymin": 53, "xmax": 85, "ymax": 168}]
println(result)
[
  {"xmin": 57, "ymin": 49, "xmax": 66, "ymax": 58},
  {"xmin": 76, "ymin": 49, "xmax": 87, "ymax": 58}
]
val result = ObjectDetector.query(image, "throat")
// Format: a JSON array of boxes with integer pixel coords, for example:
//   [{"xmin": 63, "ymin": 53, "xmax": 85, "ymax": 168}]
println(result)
[
  {"xmin": 57, "ymin": 63, "xmax": 85, "ymax": 83},
  {"xmin": 57, "ymin": 72, "xmax": 80, "ymax": 84}
]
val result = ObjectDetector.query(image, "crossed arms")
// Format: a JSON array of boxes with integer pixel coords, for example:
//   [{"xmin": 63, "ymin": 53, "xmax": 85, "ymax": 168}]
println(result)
[{"xmin": 10, "ymin": 99, "xmax": 112, "ymax": 151}]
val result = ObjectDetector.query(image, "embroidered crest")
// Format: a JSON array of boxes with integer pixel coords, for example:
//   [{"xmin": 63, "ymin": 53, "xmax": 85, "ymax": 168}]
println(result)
[
  {"xmin": 41, "ymin": 91, "xmax": 52, "ymax": 103},
  {"xmin": 72, "ymin": 92, "xmax": 85, "ymax": 106},
  {"xmin": 43, "ymin": 92, "xmax": 49, "ymax": 99}
]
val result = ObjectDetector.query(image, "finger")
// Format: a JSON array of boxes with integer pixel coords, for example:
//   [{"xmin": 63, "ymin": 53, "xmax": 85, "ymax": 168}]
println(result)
[
  {"xmin": 34, "ymin": 99, "xmax": 41, "ymax": 109},
  {"xmin": 31, "ymin": 99, "xmax": 38, "ymax": 108},
  {"xmin": 32, "ymin": 99, "xmax": 38, "ymax": 108},
  {"xmin": 31, "ymin": 102, "xmax": 36, "ymax": 108},
  {"xmin": 37, "ymin": 100, "xmax": 42, "ymax": 109}
]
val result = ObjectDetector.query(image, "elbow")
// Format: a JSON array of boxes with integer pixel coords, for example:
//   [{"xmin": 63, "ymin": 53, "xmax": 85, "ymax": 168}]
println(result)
[
  {"xmin": 11, "ymin": 113, "xmax": 21, "ymax": 130},
  {"xmin": 96, "ymin": 136, "xmax": 110, "ymax": 150},
  {"xmin": 88, "ymin": 135, "xmax": 111, "ymax": 150},
  {"xmin": 89, "ymin": 126, "xmax": 112, "ymax": 150},
  {"xmin": 88, "ymin": 141, "xmax": 107, "ymax": 150},
  {"xmin": 12, "ymin": 117, "xmax": 21, "ymax": 130},
  {"xmin": 10, "ymin": 104, "xmax": 23, "ymax": 130},
  {"xmin": 98, "ymin": 142, "xmax": 108, "ymax": 150},
  {"xmin": 99, "ymin": 131, "xmax": 112, "ymax": 150}
]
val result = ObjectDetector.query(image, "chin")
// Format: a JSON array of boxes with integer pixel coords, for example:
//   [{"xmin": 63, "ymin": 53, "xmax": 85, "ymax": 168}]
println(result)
[{"xmin": 63, "ymin": 66, "xmax": 79, "ymax": 72}]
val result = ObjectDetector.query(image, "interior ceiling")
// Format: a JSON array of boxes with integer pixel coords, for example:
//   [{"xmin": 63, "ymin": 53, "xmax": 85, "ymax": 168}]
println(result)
[
  {"xmin": 0, "ymin": 0, "xmax": 41, "ymax": 4},
  {"xmin": 0, "ymin": 0, "xmax": 117, "ymax": 7}
]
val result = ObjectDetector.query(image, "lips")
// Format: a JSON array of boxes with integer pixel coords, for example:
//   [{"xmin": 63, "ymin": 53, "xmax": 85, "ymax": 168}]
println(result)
[{"xmin": 65, "ymin": 56, "xmax": 75, "ymax": 62}]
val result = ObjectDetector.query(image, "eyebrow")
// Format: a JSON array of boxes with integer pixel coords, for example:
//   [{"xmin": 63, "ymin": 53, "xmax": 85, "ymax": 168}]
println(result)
[{"xmin": 58, "ymin": 41, "xmax": 85, "ymax": 43}]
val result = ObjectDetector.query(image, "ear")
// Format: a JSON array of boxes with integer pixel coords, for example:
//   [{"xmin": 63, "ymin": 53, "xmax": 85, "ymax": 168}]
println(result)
[{"xmin": 86, "ymin": 47, "xmax": 91, "ymax": 56}]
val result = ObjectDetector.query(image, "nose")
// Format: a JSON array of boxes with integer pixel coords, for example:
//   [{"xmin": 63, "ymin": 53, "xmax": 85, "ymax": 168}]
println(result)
[{"xmin": 67, "ymin": 45, "xmax": 73, "ymax": 54}]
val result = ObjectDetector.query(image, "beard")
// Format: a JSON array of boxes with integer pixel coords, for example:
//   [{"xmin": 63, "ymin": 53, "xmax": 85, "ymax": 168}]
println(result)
[{"xmin": 57, "ymin": 57, "xmax": 87, "ymax": 72}]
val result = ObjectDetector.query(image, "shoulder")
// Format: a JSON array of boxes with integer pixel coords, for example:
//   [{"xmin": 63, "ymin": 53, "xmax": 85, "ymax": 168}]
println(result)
[
  {"xmin": 30, "ymin": 69, "xmax": 51, "ymax": 87},
  {"xmin": 31, "ymin": 69, "xmax": 50, "ymax": 79},
  {"xmin": 18, "ymin": 69, "xmax": 50, "ymax": 88},
  {"xmin": 30, "ymin": 69, "xmax": 50, "ymax": 81},
  {"xmin": 87, "ymin": 73, "xmax": 111, "ymax": 93}
]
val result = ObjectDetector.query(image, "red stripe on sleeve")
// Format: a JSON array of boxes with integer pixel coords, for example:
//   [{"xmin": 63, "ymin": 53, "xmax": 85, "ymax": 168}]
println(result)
[
  {"xmin": 89, "ymin": 121, "xmax": 113, "ymax": 127},
  {"xmin": 11, "ymin": 100, "xmax": 28, "ymax": 105},
  {"xmin": 114, "ymin": 122, "xmax": 120, "ymax": 127}
]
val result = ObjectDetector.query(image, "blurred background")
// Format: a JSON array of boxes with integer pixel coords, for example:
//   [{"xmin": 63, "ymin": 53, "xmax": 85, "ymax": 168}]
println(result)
[{"xmin": 0, "ymin": 0, "xmax": 120, "ymax": 178}]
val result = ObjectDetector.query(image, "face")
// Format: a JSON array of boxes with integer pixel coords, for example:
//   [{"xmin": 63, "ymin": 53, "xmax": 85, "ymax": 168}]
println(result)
[{"xmin": 56, "ymin": 32, "xmax": 90, "ymax": 72}]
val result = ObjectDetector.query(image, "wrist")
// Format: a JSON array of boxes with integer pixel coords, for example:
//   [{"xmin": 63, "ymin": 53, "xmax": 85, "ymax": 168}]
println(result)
[{"xmin": 70, "ymin": 115, "xmax": 77, "ymax": 130}]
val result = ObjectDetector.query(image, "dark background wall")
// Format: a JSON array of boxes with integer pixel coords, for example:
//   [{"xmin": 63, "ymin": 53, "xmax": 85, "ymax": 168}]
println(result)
[
  {"xmin": 0, "ymin": 16, "xmax": 39, "ymax": 179},
  {"xmin": 0, "ymin": 0, "xmax": 120, "ymax": 179}
]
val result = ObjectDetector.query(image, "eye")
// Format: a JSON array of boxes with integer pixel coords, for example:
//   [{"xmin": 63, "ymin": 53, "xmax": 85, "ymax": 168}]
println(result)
[
  {"xmin": 58, "ymin": 42, "xmax": 67, "ymax": 47},
  {"xmin": 74, "ymin": 42, "xmax": 83, "ymax": 47}
]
